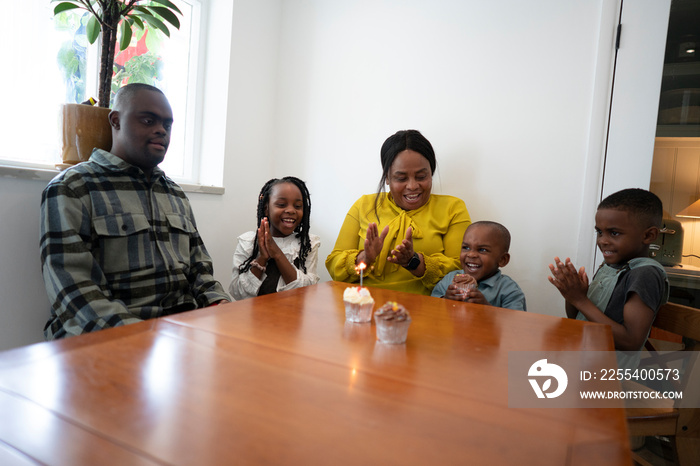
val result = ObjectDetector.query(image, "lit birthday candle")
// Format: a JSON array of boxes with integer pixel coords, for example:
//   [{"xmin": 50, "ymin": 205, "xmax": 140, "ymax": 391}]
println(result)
[{"xmin": 355, "ymin": 261, "xmax": 367, "ymax": 288}]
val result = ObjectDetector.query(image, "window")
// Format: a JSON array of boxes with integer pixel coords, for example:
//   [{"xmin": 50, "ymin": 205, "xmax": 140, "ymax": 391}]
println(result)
[{"xmin": 0, "ymin": 1, "xmax": 203, "ymax": 184}]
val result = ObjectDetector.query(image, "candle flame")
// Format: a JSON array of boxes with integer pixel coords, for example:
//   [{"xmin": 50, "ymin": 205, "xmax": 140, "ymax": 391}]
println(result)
[{"xmin": 356, "ymin": 262, "xmax": 366, "ymax": 288}]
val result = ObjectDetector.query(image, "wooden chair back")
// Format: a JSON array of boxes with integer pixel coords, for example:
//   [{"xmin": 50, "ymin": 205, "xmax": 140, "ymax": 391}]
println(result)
[
  {"xmin": 627, "ymin": 302, "xmax": 700, "ymax": 465},
  {"xmin": 652, "ymin": 302, "xmax": 700, "ymax": 344}
]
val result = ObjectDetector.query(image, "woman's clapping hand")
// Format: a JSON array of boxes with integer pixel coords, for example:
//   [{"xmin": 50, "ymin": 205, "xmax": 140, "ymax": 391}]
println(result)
[
  {"xmin": 388, "ymin": 227, "xmax": 415, "ymax": 267},
  {"xmin": 359, "ymin": 222, "xmax": 389, "ymax": 266}
]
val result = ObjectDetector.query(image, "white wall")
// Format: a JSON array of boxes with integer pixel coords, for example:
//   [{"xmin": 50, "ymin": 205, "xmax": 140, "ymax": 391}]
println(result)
[
  {"xmin": 193, "ymin": 0, "xmax": 283, "ymax": 291},
  {"xmin": 0, "ymin": 177, "xmax": 50, "ymax": 348},
  {"xmin": 0, "ymin": 0, "xmax": 669, "ymax": 351},
  {"xmin": 270, "ymin": 0, "xmax": 619, "ymax": 317}
]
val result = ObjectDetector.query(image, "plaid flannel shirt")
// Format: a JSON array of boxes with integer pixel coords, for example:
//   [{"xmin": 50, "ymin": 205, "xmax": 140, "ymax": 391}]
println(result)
[{"xmin": 40, "ymin": 149, "xmax": 229, "ymax": 339}]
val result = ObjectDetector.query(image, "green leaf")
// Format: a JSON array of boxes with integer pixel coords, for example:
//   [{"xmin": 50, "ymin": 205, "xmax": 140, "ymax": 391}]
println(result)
[
  {"xmin": 148, "ymin": 0, "xmax": 183, "ymax": 16},
  {"xmin": 148, "ymin": 6, "xmax": 181, "ymax": 30},
  {"xmin": 53, "ymin": 2, "xmax": 82, "ymax": 15},
  {"xmin": 145, "ymin": 26, "xmax": 165, "ymax": 50},
  {"xmin": 133, "ymin": 13, "xmax": 170, "ymax": 37},
  {"xmin": 134, "ymin": 25, "xmax": 147, "ymax": 42},
  {"xmin": 119, "ymin": 20, "xmax": 133, "ymax": 51},
  {"xmin": 86, "ymin": 15, "xmax": 100, "ymax": 44},
  {"xmin": 128, "ymin": 14, "xmax": 145, "ymax": 30}
]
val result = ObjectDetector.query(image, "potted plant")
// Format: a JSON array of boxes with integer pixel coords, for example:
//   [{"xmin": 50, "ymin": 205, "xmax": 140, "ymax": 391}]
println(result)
[{"xmin": 52, "ymin": 0, "xmax": 182, "ymax": 166}]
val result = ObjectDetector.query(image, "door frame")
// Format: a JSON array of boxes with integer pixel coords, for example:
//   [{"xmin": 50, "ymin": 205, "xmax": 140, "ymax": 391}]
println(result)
[{"xmin": 577, "ymin": 0, "xmax": 671, "ymax": 270}]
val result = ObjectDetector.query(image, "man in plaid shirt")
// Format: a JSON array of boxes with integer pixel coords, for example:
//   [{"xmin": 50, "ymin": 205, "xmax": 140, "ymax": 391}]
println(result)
[{"xmin": 40, "ymin": 84, "xmax": 229, "ymax": 340}]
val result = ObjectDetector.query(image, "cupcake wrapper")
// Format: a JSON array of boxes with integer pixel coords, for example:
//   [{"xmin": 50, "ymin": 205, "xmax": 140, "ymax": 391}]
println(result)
[
  {"xmin": 344, "ymin": 301, "xmax": 374, "ymax": 323},
  {"xmin": 375, "ymin": 317, "xmax": 412, "ymax": 344}
]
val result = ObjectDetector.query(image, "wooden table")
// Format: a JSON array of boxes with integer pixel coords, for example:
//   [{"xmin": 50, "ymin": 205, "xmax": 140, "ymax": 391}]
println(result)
[{"xmin": 0, "ymin": 282, "xmax": 631, "ymax": 465}]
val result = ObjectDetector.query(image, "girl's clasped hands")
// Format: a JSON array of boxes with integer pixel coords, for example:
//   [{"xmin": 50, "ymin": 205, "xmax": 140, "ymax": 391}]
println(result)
[{"xmin": 254, "ymin": 217, "xmax": 284, "ymax": 271}]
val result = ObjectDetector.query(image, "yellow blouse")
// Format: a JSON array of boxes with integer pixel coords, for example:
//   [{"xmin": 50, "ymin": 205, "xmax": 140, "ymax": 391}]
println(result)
[{"xmin": 325, "ymin": 193, "xmax": 471, "ymax": 295}]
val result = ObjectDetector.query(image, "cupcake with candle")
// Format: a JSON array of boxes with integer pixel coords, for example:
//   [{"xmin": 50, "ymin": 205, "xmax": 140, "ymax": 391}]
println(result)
[
  {"xmin": 343, "ymin": 286, "xmax": 374, "ymax": 322},
  {"xmin": 374, "ymin": 301, "xmax": 411, "ymax": 344}
]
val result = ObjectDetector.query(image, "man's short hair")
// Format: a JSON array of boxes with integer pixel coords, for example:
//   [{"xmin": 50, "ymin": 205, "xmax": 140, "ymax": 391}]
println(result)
[
  {"xmin": 468, "ymin": 221, "xmax": 511, "ymax": 252},
  {"xmin": 597, "ymin": 188, "xmax": 663, "ymax": 228},
  {"xmin": 112, "ymin": 83, "xmax": 165, "ymax": 111}
]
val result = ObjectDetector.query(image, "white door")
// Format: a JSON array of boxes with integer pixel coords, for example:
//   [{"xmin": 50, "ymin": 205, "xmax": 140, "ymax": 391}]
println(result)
[
  {"xmin": 596, "ymin": 0, "xmax": 671, "ymax": 266},
  {"xmin": 601, "ymin": 0, "xmax": 671, "ymax": 197}
]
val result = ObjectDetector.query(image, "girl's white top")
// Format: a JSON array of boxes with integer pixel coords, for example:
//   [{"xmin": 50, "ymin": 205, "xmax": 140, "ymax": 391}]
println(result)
[{"xmin": 228, "ymin": 231, "xmax": 321, "ymax": 300}]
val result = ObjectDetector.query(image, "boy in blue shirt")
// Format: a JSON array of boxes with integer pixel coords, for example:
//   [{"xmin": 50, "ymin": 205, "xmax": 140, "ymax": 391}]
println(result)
[
  {"xmin": 548, "ymin": 188, "xmax": 669, "ymax": 369},
  {"xmin": 432, "ymin": 221, "xmax": 526, "ymax": 311}
]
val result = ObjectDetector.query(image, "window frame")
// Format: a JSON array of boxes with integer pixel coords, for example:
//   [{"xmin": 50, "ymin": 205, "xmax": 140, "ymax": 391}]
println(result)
[{"xmin": 0, "ymin": 0, "xmax": 223, "ymax": 192}]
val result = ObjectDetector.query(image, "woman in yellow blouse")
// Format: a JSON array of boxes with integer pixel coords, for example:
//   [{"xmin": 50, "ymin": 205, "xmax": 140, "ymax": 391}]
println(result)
[{"xmin": 325, "ymin": 130, "xmax": 471, "ymax": 295}]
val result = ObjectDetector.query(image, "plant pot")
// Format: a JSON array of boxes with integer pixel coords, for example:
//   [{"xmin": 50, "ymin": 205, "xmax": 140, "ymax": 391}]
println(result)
[{"xmin": 59, "ymin": 104, "xmax": 112, "ymax": 169}]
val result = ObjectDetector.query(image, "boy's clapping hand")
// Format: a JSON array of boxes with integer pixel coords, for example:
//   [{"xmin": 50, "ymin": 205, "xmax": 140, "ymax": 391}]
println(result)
[{"xmin": 548, "ymin": 256, "xmax": 589, "ymax": 303}]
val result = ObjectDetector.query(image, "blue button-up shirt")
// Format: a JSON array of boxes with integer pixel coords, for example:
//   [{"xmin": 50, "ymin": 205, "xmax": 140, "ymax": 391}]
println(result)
[{"xmin": 431, "ymin": 269, "xmax": 526, "ymax": 311}]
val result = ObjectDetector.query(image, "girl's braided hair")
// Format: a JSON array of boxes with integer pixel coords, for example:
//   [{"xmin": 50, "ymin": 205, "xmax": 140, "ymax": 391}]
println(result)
[{"xmin": 239, "ymin": 177, "xmax": 312, "ymax": 274}]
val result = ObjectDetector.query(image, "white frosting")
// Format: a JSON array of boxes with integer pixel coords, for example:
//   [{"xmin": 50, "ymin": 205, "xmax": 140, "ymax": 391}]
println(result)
[{"xmin": 343, "ymin": 286, "xmax": 374, "ymax": 305}]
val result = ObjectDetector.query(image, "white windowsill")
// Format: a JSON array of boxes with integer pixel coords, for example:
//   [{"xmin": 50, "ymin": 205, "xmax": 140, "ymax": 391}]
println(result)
[
  {"xmin": 0, "ymin": 164, "xmax": 225, "ymax": 195},
  {"xmin": 177, "ymin": 183, "xmax": 225, "ymax": 195}
]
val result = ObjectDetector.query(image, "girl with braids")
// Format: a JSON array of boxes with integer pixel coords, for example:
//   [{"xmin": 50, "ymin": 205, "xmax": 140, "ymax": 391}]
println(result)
[{"xmin": 229, "ymin": 177, "xmax": 320, "ymax": 300}]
